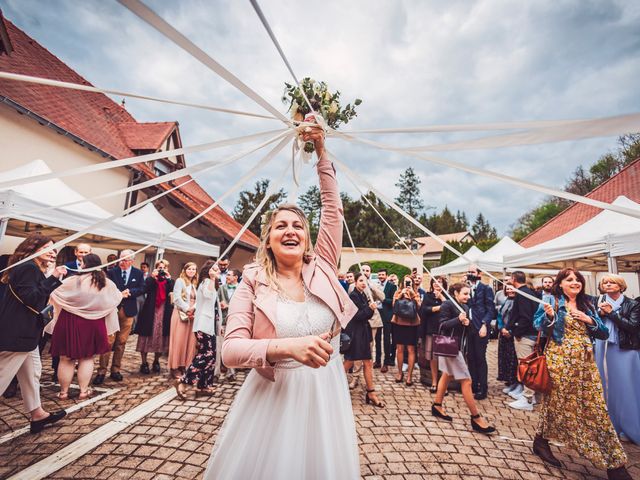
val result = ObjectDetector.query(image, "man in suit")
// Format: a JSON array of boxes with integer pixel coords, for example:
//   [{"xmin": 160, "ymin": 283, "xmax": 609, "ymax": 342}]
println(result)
[
  {"xmin": 466, "ymin": 265, "xmax": 495, "ymax": 400},
  {"xmin": 505, "ymin": 270, "xmax": 540, "ymax": 411},
  {"xmin": 63, "ymin": 243, "xmax": 91, "ymax": 276},
  {"xmin": 378, "ymin": 269, "xmax": 397, "ymax": 373},
  {"xmin": 94, "ymin": 249, "xmax": 145, "ymax": 384}
]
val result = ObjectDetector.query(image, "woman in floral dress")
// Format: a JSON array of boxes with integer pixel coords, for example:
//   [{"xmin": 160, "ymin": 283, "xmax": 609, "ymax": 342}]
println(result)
[{"xmin": 533, "ymin": 268, "xmax": 631, "ymax": 480}]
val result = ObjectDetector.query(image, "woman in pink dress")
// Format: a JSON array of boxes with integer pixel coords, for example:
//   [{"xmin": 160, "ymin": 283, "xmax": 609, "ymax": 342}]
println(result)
[{"xmin": 168, "ymin": 262, "xmax": 198, "ymax": 378}]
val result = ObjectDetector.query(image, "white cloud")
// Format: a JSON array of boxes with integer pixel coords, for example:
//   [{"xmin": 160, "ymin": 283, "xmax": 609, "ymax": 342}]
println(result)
[{"xmin": 2, "ymin": 0, "xmax": 639, "ymax": 235}]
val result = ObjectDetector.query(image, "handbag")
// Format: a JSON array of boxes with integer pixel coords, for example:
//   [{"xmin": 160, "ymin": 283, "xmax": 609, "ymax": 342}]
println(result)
[
  {"xmin": 339, "ymin": 331, "xmax": 351, "ymax": 354},
  {"xmin": 393, "ymin": 298, "xmax": 417, "ymax": 320},
  {"xmin": 432, "ymin": 324, "xmax": 459, "ymax": 357},
  {"xmin": 517, "ymin": 299, "xmax": 555, "ymax": 394},
  {"xmin": 9, "ymin": 284, "xmax": 55, "ymax": 327}
]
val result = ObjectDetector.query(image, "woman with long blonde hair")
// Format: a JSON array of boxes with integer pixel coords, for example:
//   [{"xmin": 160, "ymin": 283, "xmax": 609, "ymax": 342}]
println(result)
[
  {"xmin": 168, "ymin": 262, "xmax": 198, "ymax": 379},
  {"xmin": 204, "ymin": 123, "xmax": 360, "ymax": 479}
]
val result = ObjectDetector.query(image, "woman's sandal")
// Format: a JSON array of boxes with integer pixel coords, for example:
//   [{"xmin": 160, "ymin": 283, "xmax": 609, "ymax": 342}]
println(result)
[
  {"xmin": 431, "ymin": 402, "xmax": 453, "ymax": 421},
  {"xmin": 78, "ymin": 388, "xmax": 93, "ymax": 400},
  {"xmin": 429, "ymin": 385, "xmax": 438, "ymax": 393},
  {"xmin": 365, "ymin": 389, "xmax": 385, "ymax": 408},
  {"xmin": 56, "ymin": 391, "xmax": 69, "ymax": 400},
  {"xmin": 394, "ymin": 373, "xmax": 404, "ymax": 383},
  {"xmin": 174, "ymin": 380, "xmax": 187, "ymax": 400},
  {"xmin": 405, "ymin": 380, "xmax": 414, "ymax": 387},
  {"xmin": 195, "ymin": 388, "xmax": 216, "ymax": 398}
]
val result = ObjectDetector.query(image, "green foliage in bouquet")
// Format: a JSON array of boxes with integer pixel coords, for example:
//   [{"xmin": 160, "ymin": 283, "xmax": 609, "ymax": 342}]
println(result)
[{"xmin": 282, "ymin": 78, "xmax": 362, "ymax": 151}]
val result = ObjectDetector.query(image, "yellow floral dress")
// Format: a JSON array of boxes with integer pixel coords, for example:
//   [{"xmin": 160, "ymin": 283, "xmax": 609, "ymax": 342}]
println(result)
[{"xmin": 538, "ymin": 313, "xmax": 627, "ymax": 470}]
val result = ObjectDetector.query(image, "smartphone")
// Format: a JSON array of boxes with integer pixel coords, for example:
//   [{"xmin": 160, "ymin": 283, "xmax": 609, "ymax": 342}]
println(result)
[{"xmin": 405, "ymin": 280, "xmax": 412, "ymax": 288}]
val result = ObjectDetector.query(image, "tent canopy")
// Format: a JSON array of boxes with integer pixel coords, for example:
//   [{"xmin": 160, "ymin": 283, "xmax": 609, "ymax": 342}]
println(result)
[
  {"xmin": 0, "ymin": 160, "xmax": 219, "ymax": 257},
  {"xmin": 431, "ymin": 245, "xmax": 483, "ymax": 276},
  {"xmin": 504, "ymin": 196, "xmax": 640, "ymax": 272}
]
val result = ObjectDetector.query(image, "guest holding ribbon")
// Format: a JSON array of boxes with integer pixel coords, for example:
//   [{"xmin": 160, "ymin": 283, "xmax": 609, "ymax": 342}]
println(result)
[
  {"xmin": 47, "ymin": 253, "xmax": 122, "ymax": 399},
  {"xmin": 594, "ymin": 275, "xmax": 640, "ymax": 445},
  {"xmin": 168, "ymin": 262, "xmax": 198, "ymax": 378},
  {"xmin": 533, "ymin": 268, "xmax": 631, "ymax": 480},
  {"xmin": 135, "ymin": 259, "xmax": 174, "ymax": 374},
  {"xmin": 392, "ymin": 275, "xmax": 421, "ymax": 386},
  {"xmin": 418, "ymin": 276, "xmax": 447, "ymax": 392},
  {"xmin": 431, "ymin": 282, "xmax": 495, "ymax": 434},
  {"xmin": 0, "ymin": 233, "xmax": 67, "ymax": 433}
]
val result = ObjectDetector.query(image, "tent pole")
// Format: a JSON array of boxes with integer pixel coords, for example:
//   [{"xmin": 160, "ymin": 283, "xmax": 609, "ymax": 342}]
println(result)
[
  {"xmin": 0, "ymin": 218, "xmax": 7, "ymax": 243},
  {"xmin": 607, "ymin": 255, "xmax": 618, "ymax": 274},
  {"xmin": 155, "ymin": 247, "xmax": 165, "ymax": 263}
]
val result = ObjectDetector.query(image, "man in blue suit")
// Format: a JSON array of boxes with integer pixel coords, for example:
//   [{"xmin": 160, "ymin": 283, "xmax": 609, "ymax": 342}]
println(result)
[
  {"xmin": 94, "ymin": 249, "xmax": 145, "ymax": 384},
  {"xmin": 466, "ymin": 265, "xmax": 495, "ymax": 400},
  {"xmin": 63, "ymin": 243, "xmax": 92, "ymax": 276},
  {"xmin": 377, "ymin": 269, "xmax": 397, "ymax": 372}
]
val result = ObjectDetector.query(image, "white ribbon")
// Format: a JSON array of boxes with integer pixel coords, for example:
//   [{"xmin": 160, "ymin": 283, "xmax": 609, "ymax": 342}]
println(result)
[
  {"xmin": 0, "ymin": 128, "xmax": 286, "ymax": 190},
  {"xmin": 0, "ymin": 71, "xmax": 277, "ymax": 120},
  {"xmin": 1, "ymin": 132, "xmax": 293, "ymax": 274},
  {"xmin": 118, "ymin": 0, "xmax": 290, "ymax": 125},
  {"xmin": 333, "ymin": 131, "xmax": 640, "ymax": 221}
]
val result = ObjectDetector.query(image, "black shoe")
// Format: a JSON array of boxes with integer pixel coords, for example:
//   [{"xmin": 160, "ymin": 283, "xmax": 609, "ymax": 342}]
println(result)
[
  {"xmin": 471, "ymin": 414, "xmax": 496, "ymax": 435},
  {"xmin": 607, "ymin": 466, "xmax": 633, "ymax": 480},
  {"xmin": 92, "ymin": 374, "xmax": 105, "ymax": 385},
  {"xmin": 474, "ymin": 392, "xmax": 488, "ymax": 400},
  {"xmin": 152, "ymin": 361, "xmax": 161, "ymax": 373},
  {"xmin": 30, "ymin": 410, "xmax": 66, "ymax": 434},
  {"xmin": 431, "ymin": 403, "xmax": 453, "ymax": 421},
  {"xmin": 140, "ymin": 363, "xmax": 150, "ymax": 374},
  {"xmin": 110, "ymin": 372, "xmax": 123, "ymax": 382},
  {"xmin": 533, "ymin": 435, "xmax": 562, "ymax": 467},
  {"xmin": 373, "ymin": 362, "xmax": 381, "ymax": 369}
]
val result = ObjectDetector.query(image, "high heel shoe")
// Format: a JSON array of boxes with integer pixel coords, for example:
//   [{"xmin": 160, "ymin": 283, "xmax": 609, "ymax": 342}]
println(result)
[
  {"xmin": 470, "ymin": 414, "xmax": 496, "ymax": 434},
  {"xmin": 365, "ymin": 389, "xmax": 385, "ymax": 408},
  {"xmin": 174, "ymin": 379, "xmax": 186, "ymax": 400},
  {"xmin": 431, "ymin": 403, "xmax": 453, "ymax": 421},
  {"xmin": 394, "ymin": 373, "xmax": 404, "ymax": 383}
]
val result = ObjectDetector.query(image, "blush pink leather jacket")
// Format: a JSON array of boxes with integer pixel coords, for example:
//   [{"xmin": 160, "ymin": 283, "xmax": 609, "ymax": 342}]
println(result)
[{"xmin": 221, "ymin": 154, "xmax": 357, "ymax": 381}]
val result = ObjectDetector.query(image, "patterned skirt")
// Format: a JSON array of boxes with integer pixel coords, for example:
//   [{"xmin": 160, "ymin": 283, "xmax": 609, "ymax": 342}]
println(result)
[
  {"xmin": 181, "ymin": 331, "xmax": 216, "ymax": 389},
  {"xmin": 497, "ymin": 335, "xmax": 518, "ymax": 384}
]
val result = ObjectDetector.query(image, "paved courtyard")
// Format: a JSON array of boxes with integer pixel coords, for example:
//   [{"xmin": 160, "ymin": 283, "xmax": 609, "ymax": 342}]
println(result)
[{"xmin": 1, "ymin": 339, "xmax": 638, "ymax": 479}]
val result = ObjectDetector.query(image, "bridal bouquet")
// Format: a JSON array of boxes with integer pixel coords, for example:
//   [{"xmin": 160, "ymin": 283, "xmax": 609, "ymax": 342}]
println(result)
[{"xmin": 282, "ymin": 78, "xmax": 362, "ymax": 153}]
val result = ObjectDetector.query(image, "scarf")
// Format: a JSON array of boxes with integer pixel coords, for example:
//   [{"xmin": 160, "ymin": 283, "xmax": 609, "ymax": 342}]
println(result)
[
  {"xmin": 603, "ymin": 294, "xmax": 624, "ymax": 344},
  {"xmin": 155, "ymin": 278, "xmax": 168, "ymax": 308},
  {"xmin": 46, "ymin": 274, "xmax": 122, "ymax": 336}
]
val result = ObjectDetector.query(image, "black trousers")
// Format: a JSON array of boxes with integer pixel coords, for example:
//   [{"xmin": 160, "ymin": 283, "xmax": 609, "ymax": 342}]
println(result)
[
  {"xmin": 467, "ymin": 328, "xmax": 489, "ymax": 394},
  {"xmin": 382, "ymin": 321, "xmax": 395, "ymax": 366},
  {"xmin": 374, "ymin": 326, "xmax": 383, "ymax": 364}
]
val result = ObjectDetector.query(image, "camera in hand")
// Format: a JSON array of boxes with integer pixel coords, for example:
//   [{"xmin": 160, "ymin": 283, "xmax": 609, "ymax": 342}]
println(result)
[
  {"xmin": 405, "ymin": 280, "xmax": 412, "ymax": 288},
  {"xmin": 466, "ymin": 273, "xmax": 478, "ymax": 282},
  {"xmin": 158, "ymin": 270, "xmax": 167, "ymax": 279}
]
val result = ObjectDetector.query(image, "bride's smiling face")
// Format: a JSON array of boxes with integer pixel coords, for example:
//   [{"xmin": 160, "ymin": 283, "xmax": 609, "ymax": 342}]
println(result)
[{"xmin": 268, "ymin": 210, "xmax": 307, "ymax": 263}]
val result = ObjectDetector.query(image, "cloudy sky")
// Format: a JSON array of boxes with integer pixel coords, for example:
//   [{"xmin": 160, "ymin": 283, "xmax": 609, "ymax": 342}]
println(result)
[{"xmin": 2, "ymin": 0, "xmax": 640, "ymax": 235}]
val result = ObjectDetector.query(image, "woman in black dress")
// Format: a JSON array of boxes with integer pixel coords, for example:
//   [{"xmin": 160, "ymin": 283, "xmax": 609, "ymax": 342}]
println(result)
[
  {"xmin": 343, "ymin": 273, "xmax": 385, "ymax": 408},
  {"xmin": 418, "ymin": 277, "xmax": 447, "ymax": 392}
]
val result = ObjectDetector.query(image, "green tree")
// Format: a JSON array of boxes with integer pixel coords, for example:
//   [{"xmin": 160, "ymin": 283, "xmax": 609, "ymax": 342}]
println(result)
[
  {"xmin": 297, "ymin": 185, "xmax": 321, "ymax": 243},
  {"xmin": 511, "ymin": 201, "xmax": 567, "ymax": 241},
  {"xmin": 395, "ymin": 167, "xmax": 424, "ymax": 236},
  {"xmin": 471, "ymin": 212, "xmax": 497, "ymax": 241},
  {"xmin": 232, "ymin": 179, "xmax": 287, "ymax": 236},
  {"xmin": 346, "ymin": 260, "xmax": 410, "ymax": 281}
]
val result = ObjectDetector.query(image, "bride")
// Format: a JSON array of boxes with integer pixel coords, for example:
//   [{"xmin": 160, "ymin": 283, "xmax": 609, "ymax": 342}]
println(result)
[{"xmin": 204, "ymin": 123, "xmax": 360, "ymax": 479}]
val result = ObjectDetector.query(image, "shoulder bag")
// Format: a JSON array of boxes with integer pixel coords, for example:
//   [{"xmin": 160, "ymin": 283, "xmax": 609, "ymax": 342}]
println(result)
[
  {"xmin": 393, "ymin": 297, "xmax": 418, "ymax": 320},
  {"xmin": 9, "ymin": 284, "xmax": 54, "ymax": 327},
  {"xmin": 517, "ymin": 298, "xmax": 555, "ymax": 394},
  {"xmin": 432, "ymin": 323, "xmax": 459, "ymax": 357}
]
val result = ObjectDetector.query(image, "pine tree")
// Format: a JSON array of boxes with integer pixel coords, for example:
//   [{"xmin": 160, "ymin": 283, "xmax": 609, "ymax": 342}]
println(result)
[
  {"xmin": 394, "ymin": 167, "xmax": 425, "ymax": 237},
  {"xmin": 471, "ymin": 212, "xmax": 497, "ymax": 241},
  {"xmin": 232, "ymin": 179, "xmax": 287, "ymax": 236},
  {"xmin": 297, "ymin": 185, "xmax": 321, "ymax": 243}
]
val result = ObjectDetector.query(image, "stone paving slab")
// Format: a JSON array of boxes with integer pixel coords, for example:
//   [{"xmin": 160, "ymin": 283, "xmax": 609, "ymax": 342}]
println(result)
[{"xmin": 1, "ymin": 338, "xmax": 638, "ymax": 479}]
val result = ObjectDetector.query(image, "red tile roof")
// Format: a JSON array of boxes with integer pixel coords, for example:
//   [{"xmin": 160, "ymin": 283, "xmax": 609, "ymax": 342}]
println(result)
[
  {"xmin": 0, "ymin": 18, "xmax": 258, "ymax": 249},
  {"xmin": 519, "ymin": 158, "xmax": 640, "ymax": 247}
]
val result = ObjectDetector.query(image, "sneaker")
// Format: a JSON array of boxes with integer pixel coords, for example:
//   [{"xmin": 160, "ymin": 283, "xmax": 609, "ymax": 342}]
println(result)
[
  {"xmin": 402, "ymin": 363, "xmax": 408, "ymax": 373},
  {"xmin": 508, "ymin": 384, "xmax": 524, "ymax": 399},
  {"xmin": 502, "ymin": 384, "xmax": 517, "ymax": 394},
  {"xmin": 509, "ymin": 396, "xmax": 534, "ymax": 411}
]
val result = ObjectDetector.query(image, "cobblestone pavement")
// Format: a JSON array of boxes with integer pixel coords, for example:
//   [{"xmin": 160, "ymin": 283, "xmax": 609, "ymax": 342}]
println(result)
[{"xmin": 1, "ymin": 338, "xmax": 638, "ymax": 479}]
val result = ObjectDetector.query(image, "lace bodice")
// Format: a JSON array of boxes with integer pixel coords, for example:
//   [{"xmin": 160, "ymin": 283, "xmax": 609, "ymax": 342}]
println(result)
[{"xmin": 275, "ymin": 291, "xmax": 340, "ymax": 369}]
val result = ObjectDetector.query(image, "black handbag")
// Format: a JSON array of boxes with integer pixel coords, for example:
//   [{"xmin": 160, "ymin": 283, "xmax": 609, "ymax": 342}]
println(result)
[
  {"xmin": 9, "ymin": 284, "xmax": 55, "ymax": 327},
  {"xmin": 339, "ymin": 331, "xmax": 351, "ymax": 354},
  {"xmin": 393, "ymin": 298, "xmax": 417, "ymax": 319}
]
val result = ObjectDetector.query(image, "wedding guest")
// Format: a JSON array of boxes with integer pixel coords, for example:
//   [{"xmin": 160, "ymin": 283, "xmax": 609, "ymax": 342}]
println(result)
[
  {"xmin": 217, "ymin": 257, "xmax": 230, "ymax": 285},
  {"xmin": 466, "ymin": 265, "xmax": 494, "ymax": 400},
  {"xmin": 218, "ymin": 268, "xmax": 240, "ymax": 381},
  {"xmin": 204, "ymin": 124, "xmax": 360, "ymax": 478},
  {"xmin": 47, "ymin": 254, "xmax": 122, "ymax": 399},
  {"xmin": 541, "ymin": 275, "xmax": 554, "ymax": 296},
  {"xmin": 431, "ymin": 282, "xmax": 495, "ymax": 434},
  {"xmin": 63, "ymin": 243, "xmax": 91, "ymax": 275},
  {"xmin": 344, "ymin": 271, "xmax": 355, "ymax": 291},
  {"xmin": 140, "ymin": 262, "xmax": 150, "ymax": 280},
  {"xmin": 105, "ymin": 254, "xmax": 118, "ymax": 271},
  {"xmin": 378, "ymin": 268, "xmax": 397, "ymax": 373},
  {"xmin": 358, "ymin": 264, "xmax": 384, "ymax": 368},
  {"xmin": 392, "ymin": 275, "xmax": 421, "ymax": 386},
  {"xmin": 176, "ymin": 260, "xmax": 219, "ymax": 399},
  {"xmin": 135, "ymin": 259, "xmax": 174, "ymax": 374},
  {"xmin": 343, "ymin": 272, "xmax": 385, "ymax": 407},
  {"xmin": 0, "ymin": 233, "xmax": 67, "ymax": 433},
  {"xmin": 338, "ymin": 272, "xmax": 348, "ymax": 291},
  {"xmin": 533, "ymin": 269, "xmax": 631, "ymax": 479},
  {"xmin": 413, "ymin": 273, "xmax": 427, "ymax": 300},
  {"xmin": 595, "ymin": 275, "xmax": 640, "ymax": 445},
  {"xmin": 418, "ymin": 276, "xmax": 447, "ymax": 392},
  {"xmin": 388, "ymin": 273, "xmax": 399, "ymax": 286},
  {"xmin": 95, "ymin": 250, "xmax": 144, "ymax": 384},
  {"xmin": 168, "ymin": 262, "xmax": 198, "ymax": 378},
  {"xmin": 497, "ymin": 284, "xmax": 518, "ymax": 394}
]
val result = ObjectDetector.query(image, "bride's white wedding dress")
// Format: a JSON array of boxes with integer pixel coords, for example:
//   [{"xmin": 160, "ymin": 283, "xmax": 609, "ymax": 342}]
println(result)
[{"xmin": 204, "ymin": 291, "xmax": 360, "ymax": 479}]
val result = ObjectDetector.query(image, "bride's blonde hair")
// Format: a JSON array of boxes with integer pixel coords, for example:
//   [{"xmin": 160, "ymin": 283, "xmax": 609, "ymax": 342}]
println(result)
[{"xmin": 255, "ymin": 204, "xmax": 314, "ymax": 290}]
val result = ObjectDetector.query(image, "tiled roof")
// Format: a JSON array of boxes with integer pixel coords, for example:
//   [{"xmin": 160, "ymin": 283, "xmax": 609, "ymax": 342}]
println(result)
[
  {"xmin": 519, "ymin": 158, "xmax": 640, "ymax": 247},
  {"xmin": 413, "ymin": 232, "xmax": 473, "ymax": 255},
  {"xmin": 0, "ymin": 18, "xmax": 258, "ymax": 249}
]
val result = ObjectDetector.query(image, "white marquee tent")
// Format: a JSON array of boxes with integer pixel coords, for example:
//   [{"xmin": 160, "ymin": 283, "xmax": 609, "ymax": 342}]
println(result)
[
  {"xmin": 430, "ymin": 245, "xmax": 483, "ymax": 276},
  {"xmin": 0, "ymin": 160, "xmax": 219, "ymax": 257}
]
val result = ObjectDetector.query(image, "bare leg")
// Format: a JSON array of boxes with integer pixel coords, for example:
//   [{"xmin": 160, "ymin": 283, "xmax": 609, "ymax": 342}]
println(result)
[
  {"xmin": 460, "ymin": 378, "xmax": 489, "ymax": 427},
  {"xmin": 363, "ymin": 360, "xmax": 384, "ymax": 406},
  {"xmin": 430, "ymin": 358, "xmax": 439, "ymax": 387},
  {"xmin": 30, "ymin": 406, "xmax": 50, "ymax": 421},
  {"xmin": 395, "ymin": 345, "xmax": 404, "ymax": 381},
  {"xmin": 76, "ymin": 358, "xmax": 94, "ymax": 393},
  {"xmin": 434, "ymin": 372, "xmax": 450, "ymax": 405},
  {"xmin": 343, "ymin": 360, "xmax": 354, "ymax": 373},
  {"xmin": 57, "ymin": 356, "xmax": 74, "ymax": 395},
  {"xmin": 406, "ymin": 346, "xmax": 416, "ymax": 383}
]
